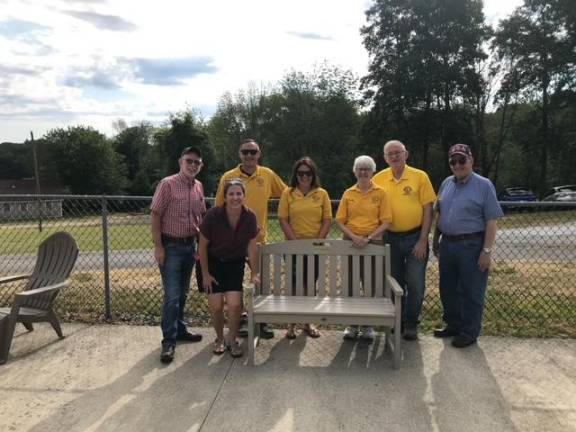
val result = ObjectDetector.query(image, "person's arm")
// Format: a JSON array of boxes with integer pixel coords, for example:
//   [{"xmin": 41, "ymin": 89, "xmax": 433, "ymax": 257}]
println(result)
[
  {"xmin": 317, "ymin": 219, "xmax": 332, "ymax": 239},
  {"xmin": 215, "ymin": 176, "xmax": 226, "ymax": 207},
  {"xmin": 198, "ymin": 233, "xmax": 217, "ymax": 293},
  {"xmin": 151, "ymin": 211, "xmax": 164, "ymax": 266},
  {"xmin": 478, "ymin": 219, "xmax": 498, "ymax": 272},
  {"xmin": 413, "ymin": 203, "xmax": 433, "ymax": 260},
  {"xmin": 247, "ymin": 237, "xmax": 260, "ymax": 286},
  {"xmin": 336, "ymin": 220, "xmax": 367, "ymax": 247},
  {"xmin": 279, "ymin": 218, "xmax": 298, "ymax": 240},
  {"xmin": 367, "ymin": 220, "xmax": 390, "ymax": 242},
  {"xmin": 432, "ymin": 211, "xmax": 441, "ymax": 258}
]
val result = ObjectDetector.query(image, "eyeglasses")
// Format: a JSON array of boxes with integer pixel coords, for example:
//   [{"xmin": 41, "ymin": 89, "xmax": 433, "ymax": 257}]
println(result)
[
  {"xmin": 183, "ymin": 158, "xmax": 202, "ymax": 166},
  {"xmin": 240, "ymin": 149, "xmax": 258, "ymax": 156},
  {"xmin": 297, "ymin": 170, "xmax": 313, "ymax": 178},
  {"xmin": 449, "ymin": 157, "xmax": 467, "ymax": 166},
  {"xmin": 384, "ymin": 151, "xmax": 405, "ymax": 158}
]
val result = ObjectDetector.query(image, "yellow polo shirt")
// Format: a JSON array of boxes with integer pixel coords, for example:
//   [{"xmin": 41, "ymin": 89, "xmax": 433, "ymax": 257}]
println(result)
[
  {"xmin": 335, "ymin": 183, "xmax": 392, "ymax": 237},
  {"xmin": 278, "ymin": 187, "xmax": 332, "ymax": 239},
  {"xmin": 372, "ymin": 165, "xmax": 436, "ymax": 232},
  {"xmin": 215, "ymin": 165, "xmax": 287, "ymax": 243}
]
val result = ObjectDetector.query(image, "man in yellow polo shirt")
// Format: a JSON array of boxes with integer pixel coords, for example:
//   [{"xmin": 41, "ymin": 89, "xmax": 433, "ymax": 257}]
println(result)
[
  {"xmin": 372, "ymin": 140, "xmax": 436, "ymax": 341},
  {"xmin": 215, "ymin": 139, "xmax": 287, "ymax": 244},
  {"xmin": 215, "ymin": 138, "xmax": 287, "ymax": 339}
]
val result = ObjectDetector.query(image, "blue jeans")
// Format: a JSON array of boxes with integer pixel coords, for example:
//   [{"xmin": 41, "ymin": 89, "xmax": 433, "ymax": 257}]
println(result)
[
  {"xmin": 159, "ymin": 237, "xmax": 196, "ymax": 346},
  {"xmin": 387, "ymin": 230, "xmax": 428, "ymax": 330},
  {"xmin": 438, "ymin": 236, "xmax": 488, "ymax": 340}
]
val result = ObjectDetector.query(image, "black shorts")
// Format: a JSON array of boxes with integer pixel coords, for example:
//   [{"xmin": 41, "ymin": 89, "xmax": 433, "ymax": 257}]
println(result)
[{"xmin": 198, "ymin": 256, "xmax": 245, "ymax": 294}]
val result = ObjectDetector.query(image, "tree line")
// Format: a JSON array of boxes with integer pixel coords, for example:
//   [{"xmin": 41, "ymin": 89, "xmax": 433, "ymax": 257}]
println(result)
[{"xmin": 1, "ymin": 0, "xmax": 574, "ymax": 198}]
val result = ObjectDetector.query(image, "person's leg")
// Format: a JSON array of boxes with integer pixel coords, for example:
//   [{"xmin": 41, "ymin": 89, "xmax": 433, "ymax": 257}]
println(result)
[
  {"xmin": 438, "ymin": 239, "xmax": 462, "ymax": 332},
  {"xmin": 160, "ymin": 241, "xmax": 185, "ymax": 347},
  {"xmin": 456, "ymin": 238, "xmax": 488, "ymax": 341},
  {"xmin": 176, "ymin": 241, "xmax": 195, "ymax": 336},
  {"xmin": 388, "ymin": 234, "xmax": 407, "ymax": 331},
  {"xmin": 403, "ymin": 232, "xmax": 428, "ymax": 335},
  {"xmin": 207, "ymin": 293, "xmax": 225, "ymax": 341},
  {"xmin": 225, "ymin": 291, "xmax": 243, "ymax": 341}
]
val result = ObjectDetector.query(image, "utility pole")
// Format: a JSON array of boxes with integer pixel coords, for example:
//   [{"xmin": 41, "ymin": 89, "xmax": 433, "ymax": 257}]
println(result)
[{"xmin": 31, "ymin": 131, "xmax": 43, "ymax": 231}]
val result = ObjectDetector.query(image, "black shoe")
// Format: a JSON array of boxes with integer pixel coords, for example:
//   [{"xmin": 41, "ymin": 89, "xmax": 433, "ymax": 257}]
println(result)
[
  {"xmin": 433, "ymin": 327, "xmax": 459, "ymax": 338},
  {"xmin": 451, "ymin": 336, "xmax": 477, "ymax": 348},
  {"xmin": 260, "ymin": 323, "xmax": 275, "ymax": 339},
  {"xmin": 160, "ymin": 345, "xmax": 175, "ymax": 363},
  {"xmin": 402, "ymin": 328, "xmax": 418, "ymax": 341},
  {"xmin": 176, "ymin": 332, "xmax": 203, "ymax": 342}
]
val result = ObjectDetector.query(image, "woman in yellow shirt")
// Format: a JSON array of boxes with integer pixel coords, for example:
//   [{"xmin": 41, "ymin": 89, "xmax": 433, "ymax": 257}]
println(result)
[
  {"xmin": 335, "ymin": 155, "xmax": 392, "ymax": 341},
  {"xmin": 279, "ymin": 157, "xmax": 332, "ymax": 339}
]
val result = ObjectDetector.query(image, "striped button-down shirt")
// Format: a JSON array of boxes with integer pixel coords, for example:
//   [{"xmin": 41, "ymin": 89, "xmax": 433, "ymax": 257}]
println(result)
[{"xmin": 151, "ymin": 173, "xmax": 206, "ymax": 238}]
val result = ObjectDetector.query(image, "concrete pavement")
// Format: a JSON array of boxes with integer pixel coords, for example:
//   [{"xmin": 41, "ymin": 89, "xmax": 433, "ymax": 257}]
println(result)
[{"xmin": 1, "ymin": 324, "xmax": 575, "ymax": 432}]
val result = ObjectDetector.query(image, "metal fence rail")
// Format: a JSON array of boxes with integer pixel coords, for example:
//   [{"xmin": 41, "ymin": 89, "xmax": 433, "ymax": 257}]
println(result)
[{"xmin": 1, "ymin": 194, "xmax": 575, "ymax": 337}]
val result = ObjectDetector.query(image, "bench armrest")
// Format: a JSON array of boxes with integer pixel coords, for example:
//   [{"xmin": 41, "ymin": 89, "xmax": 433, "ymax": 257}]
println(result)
[
  {"xmin": 15, "ymin": 281, "xmax": 69, "ymax": 299},
  {"xmin": 0, "ymin": 274, "xmax": 31, "ymax": 284},
  {"xmin": 386, "ymin": 275, "xmax": 404, "ymax": 298}
]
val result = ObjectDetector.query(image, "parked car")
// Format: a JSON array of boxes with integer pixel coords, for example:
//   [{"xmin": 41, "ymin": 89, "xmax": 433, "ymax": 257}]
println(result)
[
  {"xmin": 499, "ymin": 187, "xmax": 538, "ymax": 202},
  {"xmin": 543, "ymin": 185, "xmax": 576, "ymax": 203},
  {"xmin": 498, "ymin": 187, "xmax": 538, "ymax": 212}
]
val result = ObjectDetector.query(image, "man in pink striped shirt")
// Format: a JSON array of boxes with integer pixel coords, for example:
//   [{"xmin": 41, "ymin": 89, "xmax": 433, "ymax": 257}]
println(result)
[{"xmin": 151, "ymin": 146, "xmax": 206, "ymax": 364}]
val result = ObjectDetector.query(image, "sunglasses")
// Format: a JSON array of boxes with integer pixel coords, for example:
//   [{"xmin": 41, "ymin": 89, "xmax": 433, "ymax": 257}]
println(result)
[
  {"xmin": 449, "ymin": 157, "xmax": 467, "ymax": 166},
  {"xmin": 240, "ymin": 149, "xmax": 258, "ymax": 156},
  {"xmin": 297, "ymin": 170, "xmax": 313, "ymax": 177},
  {"xmin": 183, "ymin": 158, "xmax": 202, "ymax": 166}
]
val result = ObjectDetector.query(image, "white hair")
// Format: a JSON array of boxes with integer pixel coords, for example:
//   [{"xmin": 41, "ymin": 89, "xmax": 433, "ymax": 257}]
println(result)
[
  {"xmin": 353, "ymin": 155, "xmax": 376, "ymax": 172},
  {"xmin": 383, "ymin": 140, "xmax": 406, "ymax": 153}
]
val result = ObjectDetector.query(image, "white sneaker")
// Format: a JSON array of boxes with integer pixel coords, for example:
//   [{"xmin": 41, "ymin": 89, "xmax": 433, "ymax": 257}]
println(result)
[
  {"xmin": 343, "ymin": 326, "xmax": 359, "ymax": 340},
  {"xmin": 360, "ymin": 326, "xmax": 376, "ymax": 341}
]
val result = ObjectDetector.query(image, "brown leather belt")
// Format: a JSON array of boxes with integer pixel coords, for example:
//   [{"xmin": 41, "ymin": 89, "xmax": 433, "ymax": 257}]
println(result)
[
  {"xmin": 388, "ymin": 226, "xmax": 421, "ymax": 237},
  {"xmin": 442, "ymin": 231, "xmax": 484, "ymax": 241}
]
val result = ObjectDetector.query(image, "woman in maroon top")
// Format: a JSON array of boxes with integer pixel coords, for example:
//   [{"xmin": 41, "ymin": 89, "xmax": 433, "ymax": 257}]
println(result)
[{"xmin": 198, "ymin": 179, "xmax": 260, "ymax": 357}]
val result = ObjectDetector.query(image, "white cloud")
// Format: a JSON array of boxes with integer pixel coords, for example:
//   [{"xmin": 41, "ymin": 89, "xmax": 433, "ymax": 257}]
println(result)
[{"xmin": 0, "ymin": 0, "xmax": 520, "ymax": 142}]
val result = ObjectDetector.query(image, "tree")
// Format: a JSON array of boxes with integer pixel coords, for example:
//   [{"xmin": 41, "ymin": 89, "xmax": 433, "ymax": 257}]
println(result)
[
  {"xmin": 113, "ymin": 122, "xmax": 154, "ymax": 195},
  {"xmin": 494, "ymin": 0, "xmax": 576, "ymax": 193},
  {"xmin": 361, "ymin": 0, "xmax": 489, "ymax": 174},
  {"xmin": 43, "ymin": 126, "xmax": 127, "ymax": 194},
  {"xmin": 154, "ymin": 111, "xmax": 218, "ymax": 194}
]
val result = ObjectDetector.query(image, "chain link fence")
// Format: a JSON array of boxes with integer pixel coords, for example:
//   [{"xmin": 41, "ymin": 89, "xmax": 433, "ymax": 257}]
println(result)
[{"xmin": 1, "ymin": 195, "xmax": 575, "ymax": 337}]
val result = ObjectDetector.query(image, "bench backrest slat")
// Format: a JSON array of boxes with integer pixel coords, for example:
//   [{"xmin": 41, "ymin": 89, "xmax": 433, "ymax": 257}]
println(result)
[
  {"xmin": 317, "ymin": 255, "xmax": 327, "ymax": 296},
  {"xmin": 259, "ymin": 239, "xmax": 390, "ymax": 299}
]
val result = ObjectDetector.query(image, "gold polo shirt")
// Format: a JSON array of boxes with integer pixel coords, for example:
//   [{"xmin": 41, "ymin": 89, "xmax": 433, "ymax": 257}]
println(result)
[
  {"xmin": 372, "ymin": 165, "xmax": 436, "ymax": 232},
  {"xmin": 278, "ymin": 187, "xmax": 332, "ymax": 239},
  {"xmin": 215, "ymin": 165, "xmax": 287, "ymax": 243},
  {"xmin": 335, "ymin": 183, "xmax": 392, "ymax": 237}
]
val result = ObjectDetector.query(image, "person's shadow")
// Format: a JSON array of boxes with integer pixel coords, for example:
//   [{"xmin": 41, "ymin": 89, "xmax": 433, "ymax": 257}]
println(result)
[
  {"xmin": 27, "ymin": 341, "xmax": 233, "ymax": 432},
  {"xmin": 431, "ymin": 341, "xmax": 518, "ymax": 432}
]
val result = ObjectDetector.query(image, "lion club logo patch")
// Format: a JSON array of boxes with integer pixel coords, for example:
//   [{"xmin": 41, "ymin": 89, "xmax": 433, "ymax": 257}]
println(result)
[
  {"xmin": 257, "ymin": 178, "xmax": 265, "ymax": 187},
  {"xmin": 403, "ymin": 186, "xmax": 413, "ymax": 196}
]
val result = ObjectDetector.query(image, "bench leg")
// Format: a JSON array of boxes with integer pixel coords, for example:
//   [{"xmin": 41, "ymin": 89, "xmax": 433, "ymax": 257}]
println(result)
[
  {"xmin": 248, "ymin": 312, "xmax": 255, "ymax": 366},
  {"xmin": 393, "ymin": 325, "xmax": 401, "ymax": 369}
]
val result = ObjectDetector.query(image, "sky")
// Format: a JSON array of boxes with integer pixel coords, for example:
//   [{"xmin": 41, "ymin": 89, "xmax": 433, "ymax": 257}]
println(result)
[{"xmin": 0, "ymin": 0, "xmax": 524, "ymax": 143}]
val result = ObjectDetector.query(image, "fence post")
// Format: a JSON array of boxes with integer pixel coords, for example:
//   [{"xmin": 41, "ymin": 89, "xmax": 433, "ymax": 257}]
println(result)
[{"xmin": 101, "ymin": 195, "xmax": 112, "ymax": 321}]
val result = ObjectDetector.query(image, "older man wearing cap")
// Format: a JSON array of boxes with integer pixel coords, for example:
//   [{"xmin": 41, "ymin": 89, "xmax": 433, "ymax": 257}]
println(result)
[{"xmin": 432, "ymin": 144, "xmax": 503, "ymax": 348}]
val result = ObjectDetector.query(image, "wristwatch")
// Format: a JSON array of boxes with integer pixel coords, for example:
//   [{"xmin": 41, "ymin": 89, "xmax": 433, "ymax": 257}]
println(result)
[{"xmin": 482, "ymin": 247, "xmax": 492, "ymax": 254}]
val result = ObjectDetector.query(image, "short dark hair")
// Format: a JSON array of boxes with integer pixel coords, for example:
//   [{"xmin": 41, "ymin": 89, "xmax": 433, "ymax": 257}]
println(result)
[
  {"xmin": 239, "ymin": 138, "xmax": 258, "ymax": 149},
  {"xmin": 289, "ymin": 156, "xmax": 320, "ymax": 189},
  {"xmin": 180, "ymin": 146, "xmax": 202, "ymax": 158}
]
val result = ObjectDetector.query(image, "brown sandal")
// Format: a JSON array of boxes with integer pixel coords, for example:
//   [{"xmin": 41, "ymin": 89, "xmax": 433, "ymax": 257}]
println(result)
[
  {"xmin": 212, "ymin": 339, "xmax": 226, "ymax": 355},
  {"xmin": 303, "ymin": 325, "xmax": 321, "ymax": 338},
  {"xmin": 285, "ymin": 325, "xmax": 297, "ymax": 339}
]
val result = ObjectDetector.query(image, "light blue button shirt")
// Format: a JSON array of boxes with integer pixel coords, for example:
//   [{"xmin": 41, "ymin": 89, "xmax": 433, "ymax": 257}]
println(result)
[{"xmin": 437, "ymin": 172, "xmax": 503, "ymax": 236}]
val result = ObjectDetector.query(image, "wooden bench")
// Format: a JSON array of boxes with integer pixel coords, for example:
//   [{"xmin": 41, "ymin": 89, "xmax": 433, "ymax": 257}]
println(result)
[{"xmin": 245, "ymin": 239, "xmax": 404, "ymax": 368}]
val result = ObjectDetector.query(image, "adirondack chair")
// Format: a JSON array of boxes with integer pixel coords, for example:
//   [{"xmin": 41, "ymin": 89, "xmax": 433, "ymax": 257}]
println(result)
[{"xmin": 0, "ymin": 232, "xmax": 79, "ymax": 364}]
